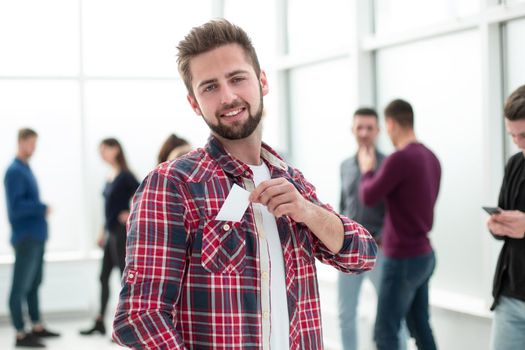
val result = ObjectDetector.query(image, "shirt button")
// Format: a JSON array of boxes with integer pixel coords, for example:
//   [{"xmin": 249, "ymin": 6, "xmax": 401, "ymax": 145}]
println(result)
[
  {"xmin": 262, "ymin": 271, "xmax": 269, "ymax": 280},
  {"xmin": 263, "ymin": 311, "xmax": 269, "ymax": 319},
  {"xmin": 223, "ymin": 224, "xmax": 230, "ymax": 231}
]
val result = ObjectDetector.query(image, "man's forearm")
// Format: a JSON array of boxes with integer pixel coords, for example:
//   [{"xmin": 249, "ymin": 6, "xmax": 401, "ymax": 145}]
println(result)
[{"xmin": 302, "ymin": 201, "xmax": 344, "ymax": 254}]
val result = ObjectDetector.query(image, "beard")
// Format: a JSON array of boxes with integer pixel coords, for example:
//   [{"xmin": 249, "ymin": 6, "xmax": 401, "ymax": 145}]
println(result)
[{"xmin": 204, "ymin": 94, "xmax": 264, "ymax": 140}]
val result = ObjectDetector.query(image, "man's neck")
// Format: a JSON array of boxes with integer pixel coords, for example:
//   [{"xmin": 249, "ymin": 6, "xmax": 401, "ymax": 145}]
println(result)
[
  {"xmin": 16, "ymin": 152, "xmax": 29, "ymax": 163},
  {"xmin": 395, "ymin": 131, "xmax": 417, "ymax": 150},
  {"xmin": 214, "ymin": 127, "xmax": 263, "ymax": 166}
]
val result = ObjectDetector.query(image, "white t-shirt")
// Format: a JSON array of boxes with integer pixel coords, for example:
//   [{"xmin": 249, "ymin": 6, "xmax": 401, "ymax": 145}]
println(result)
[{"xmin": 249, "ymin": 162, "xmax": 290, "ymax": 349}]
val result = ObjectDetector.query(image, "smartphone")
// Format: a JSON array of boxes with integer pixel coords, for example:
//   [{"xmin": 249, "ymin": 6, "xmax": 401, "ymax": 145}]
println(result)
[{"xmin": 482, "ymin": 206, "xmax": 501, "ymax": 215}]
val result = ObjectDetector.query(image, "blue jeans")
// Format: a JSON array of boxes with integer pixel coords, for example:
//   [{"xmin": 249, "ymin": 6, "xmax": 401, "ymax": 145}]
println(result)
[
  {"xmin": 374, "ymin": 251, "xmax": 437, "ymax": 350},
  {"xmin": 490, "ymin": 295, "xmax": 525, "ymax": 350},
  {"xmin": 338, "ymin": 250, "xmax": 408, "ymax": 350},
  {"xmin": 9, "ymin": 239, "xmax": 45, "ymax": 331}
]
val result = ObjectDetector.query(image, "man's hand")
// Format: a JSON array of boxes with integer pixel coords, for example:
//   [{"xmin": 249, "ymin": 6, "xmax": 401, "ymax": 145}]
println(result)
[
  {"xmin": 118, "ymin": 210, "xmax": 130, "ymax": 225},
  {"xmin": 487, "ymin": 210, "xmax": 525, "ymax": 239},
  {"xmin": 249, "ymin": 178, "xmax": 313, "ymax": 223},
  {"xmin": 97, "ymin": 229, "xmax": 106, "ymax": 248},
  {"xmin": 249, "ymin": 177, "xmax": 344, "ymax": 254},
  {"xmin": 357, "ymin": 146, "xmax": 376, "ymax": 174}
]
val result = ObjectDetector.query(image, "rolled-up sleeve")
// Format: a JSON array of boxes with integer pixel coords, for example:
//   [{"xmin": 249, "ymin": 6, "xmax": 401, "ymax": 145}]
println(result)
[{"xmin": 112, "ymin": 170, "xmax": 188, "ymax": 349}]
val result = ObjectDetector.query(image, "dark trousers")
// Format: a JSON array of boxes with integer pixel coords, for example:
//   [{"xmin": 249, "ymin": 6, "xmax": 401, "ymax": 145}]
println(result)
[
  {"xmin": 374, "ymin": 251, "xmax": 437, "ymax": 350},
  {"xmin": 9, "ymin": 240, "xmax": 45, "ymax": 331},
  {"xmin": 99, "ymin": 223, "xmax": 126, "ymax": 317}
]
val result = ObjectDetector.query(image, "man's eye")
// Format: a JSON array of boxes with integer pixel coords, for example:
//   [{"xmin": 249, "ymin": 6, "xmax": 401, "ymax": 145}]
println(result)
[
  {"xmin": 232, "ymin": 76, "xmax": 245, "ymax": 83},
  {"xmin": 203, "ymin": 85, "xmax": 216, "ymax": 93}
]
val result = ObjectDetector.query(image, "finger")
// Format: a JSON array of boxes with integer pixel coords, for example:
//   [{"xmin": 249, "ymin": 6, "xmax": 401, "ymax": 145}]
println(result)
[
  {"xmin": 272, "ymin": 202, "xmax": 295, "ymax": 218},
  {"xmin": 266, "ymin": 192, "xmax": 295, "ymax": 213},
  {"xmin": 249, "ymin": 178, "xmax": 285, "ymax": 202},
  {"xmin": 257, "ymin": 182, "xmax": 293, "ymax": 206}
]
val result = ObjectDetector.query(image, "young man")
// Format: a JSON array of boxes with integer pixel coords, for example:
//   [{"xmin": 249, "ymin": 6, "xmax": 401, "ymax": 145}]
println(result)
[
  {"xmin": 4, "ymin": 128, "xmax": 60, "ymax": 348},
  {"xmin": 338, "ymin": 108, "xmax": 407, "ymax": 350},
  {"xmin": 358, "ymin": 100, "xmax": 441, "ymax": 350},
  {"xmin": 112, "ymin": 20, "xmax": 377, "ymax": 350},
  {"xmin": 487, "ymin": 84, "xmax": 525, "ymax": 350}
]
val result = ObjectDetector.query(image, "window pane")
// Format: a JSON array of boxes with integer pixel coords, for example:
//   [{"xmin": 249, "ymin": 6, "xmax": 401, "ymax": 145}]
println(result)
[
  {"xmin": 376, "ymin": 31, "xmax": 484, "ymax": 298},
  {"xmin": 0, "ymin": 0, "xmax": 79, "ymax": 75},
  {"xmin": 289, "ymin": 58, "xmax": 355, "ymax": 208},
  {"xmin": 374, "ymin": 0, "xmax": 479, "ymax": 35},
  {"xmin": 83, "ymin": 0, "xmax": 213, "ymax": 77},
  {"xmin": 224, "ymin": 0, "xmax": 278, "ymax": 67},
  {"xmin": 0, "ymin": 81, "xmax": 83, "ymax": 256},
  {"xmin": 504, "ymin": 18, "xmax": 525, "ymax": 156},
  {"xmin": 288, "ymin": 0, "xmax": 355, "ymax": 55}
]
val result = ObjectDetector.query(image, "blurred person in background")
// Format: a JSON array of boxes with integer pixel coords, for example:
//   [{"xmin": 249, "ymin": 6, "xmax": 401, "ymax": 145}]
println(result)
[
  {"xmin": 157, "ymin": 133, "xmax": 192, "ymax": 164},
  {"xmin": 359, "ymin": 99, "xmax": 441, "ymax": 350},
  {"xmin": 338, "ymin": 108, "xmax": 407, "ymax": 350},
  {"xmin": 80, "ymin": 138, "xmax": 139, "ymax": 337},
  {"xmin": 487, "ymin": 84, "xmax": 525, "ymax": 350},
  {"xmin": 4, "ymin": 128, "xmax": 60, "ymax": 348}
]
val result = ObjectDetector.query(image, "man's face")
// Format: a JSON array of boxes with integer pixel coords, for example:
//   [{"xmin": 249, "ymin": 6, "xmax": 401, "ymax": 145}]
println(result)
[
  {"xmin": 19, "ymin": 136, "xmax": 37, "ymax": 159},
  {"xmin": 506, "ymin": 118, "xmax": 525, "ymax": 153},
  {"xmin": 187, "ymin": 43, "xmax": 268, "ymax": 140},
  {"xmin": 352, "ymin": 114, "xmax": 379, "ymax": 148}
]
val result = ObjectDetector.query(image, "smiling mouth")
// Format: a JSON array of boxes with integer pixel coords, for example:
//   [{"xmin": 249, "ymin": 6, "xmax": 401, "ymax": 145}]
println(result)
[{"xmin": 220, "ymin": 107, "xmax": 246, "ymax": 119}]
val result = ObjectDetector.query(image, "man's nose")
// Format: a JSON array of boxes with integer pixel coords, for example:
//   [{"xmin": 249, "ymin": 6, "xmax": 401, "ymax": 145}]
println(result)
[{"xmin": 220, "ymin": 85, "xmax": 237, "ymax": 105}]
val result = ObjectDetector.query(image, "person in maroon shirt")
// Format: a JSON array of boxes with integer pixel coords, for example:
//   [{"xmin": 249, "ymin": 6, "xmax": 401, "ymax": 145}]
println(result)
[{"xmin": 358, "ymin": 99, "xmax": 441, "ymax": 350}]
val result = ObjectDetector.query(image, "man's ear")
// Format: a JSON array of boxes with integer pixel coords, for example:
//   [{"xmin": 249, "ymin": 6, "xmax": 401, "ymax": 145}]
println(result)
[
  {"xmin": 259, "ymin": 70, "xmax": 269, "ymax": 96},
  {"xmin": 187, "ymin": 94, "xmax": 202, "ymax": 116}
]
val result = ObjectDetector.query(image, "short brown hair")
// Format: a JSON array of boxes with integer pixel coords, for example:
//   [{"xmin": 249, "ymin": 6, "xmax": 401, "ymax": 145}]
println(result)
[
  {"xmin": 18, "ymin": 128, "xmax": 38, "ymax": 141},
  {"xmin": 354, "ymin": 107, "xmax": 378, "ymax": 120},
  {"xmin": 384, "ymin": 99, "xmax": 414, "ymax": 129},
  {"xmin": 504, "ymin": 85, "xmax": 525, "ymax": 121},
  {"xmin": 176, "ymin": 19, "xmax": 261, "ymax": 96}
]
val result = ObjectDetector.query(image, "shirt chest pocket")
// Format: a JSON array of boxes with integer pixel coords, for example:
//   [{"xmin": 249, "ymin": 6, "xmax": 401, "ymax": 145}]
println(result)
[{"xmin": 201, "ymin": 219, "xmax": 246, "ymax": 274}]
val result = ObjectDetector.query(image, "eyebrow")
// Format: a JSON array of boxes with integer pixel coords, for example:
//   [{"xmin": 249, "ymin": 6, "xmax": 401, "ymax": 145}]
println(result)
[{"xmin": 197, "ymin": 70, "xmax": 251, "ymax": 90}]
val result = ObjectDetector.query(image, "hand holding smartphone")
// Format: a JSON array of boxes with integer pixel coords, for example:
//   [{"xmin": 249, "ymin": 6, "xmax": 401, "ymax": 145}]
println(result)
[{"xmin": 482, "ymin": 206, "xmax": 501, "ymax": 215}]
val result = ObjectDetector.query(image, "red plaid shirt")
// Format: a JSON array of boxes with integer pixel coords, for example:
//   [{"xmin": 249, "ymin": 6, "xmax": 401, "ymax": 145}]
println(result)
[{"xmin": 113, "ymin": 136, "xmax": 377, "ymax": 349}]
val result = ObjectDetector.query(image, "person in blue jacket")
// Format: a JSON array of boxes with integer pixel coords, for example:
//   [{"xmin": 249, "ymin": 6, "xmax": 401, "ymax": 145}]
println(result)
[{"xmin": 4, "ymin": 128, "xmax": 60, "ymax": 348}]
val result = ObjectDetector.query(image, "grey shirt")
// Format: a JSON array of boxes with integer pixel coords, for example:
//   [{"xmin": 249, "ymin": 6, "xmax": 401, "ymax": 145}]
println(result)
[{"xmin": 340, "ymin": 150, "xmax": 385, "ymax": 238}]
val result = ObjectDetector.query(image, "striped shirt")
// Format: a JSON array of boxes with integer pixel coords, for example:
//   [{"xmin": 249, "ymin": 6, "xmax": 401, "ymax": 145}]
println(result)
[{"xmin": 113, "ymin": 135, "xmax": 377, "ymax": 349}]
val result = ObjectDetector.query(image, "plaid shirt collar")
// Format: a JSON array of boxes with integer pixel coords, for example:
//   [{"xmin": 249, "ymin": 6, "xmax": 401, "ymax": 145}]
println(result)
[{"xmin": 205, "ymin": 134, "xmax": 289, "ymax": 179}]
